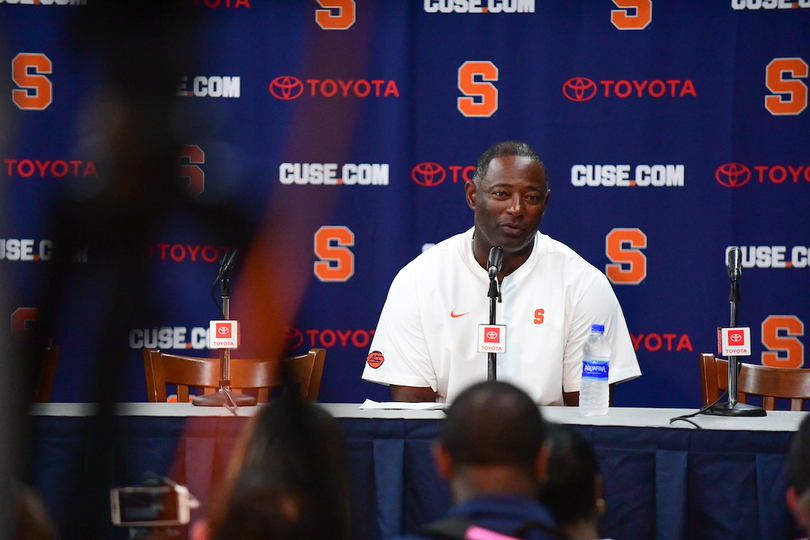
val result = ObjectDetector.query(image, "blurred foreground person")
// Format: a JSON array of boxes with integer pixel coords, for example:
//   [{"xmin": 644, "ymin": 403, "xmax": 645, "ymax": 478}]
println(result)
[
  {"xmin": 539, "ymin": 424, "xmax": 611, "ymax": 540},
  {"xmin": 786, "ymin": 414, "xmax": 810, "ymax": 539},
  {"xmin": 191, "ymin": 396, "xmax": 350, "ymax": 540},
  {"xmin": 16, "ymin": 485, "xmax": 58, "ymax": 540},
  {"xmin": 396, "ymin": 381, "xmax": 564, "ymax": 540}
]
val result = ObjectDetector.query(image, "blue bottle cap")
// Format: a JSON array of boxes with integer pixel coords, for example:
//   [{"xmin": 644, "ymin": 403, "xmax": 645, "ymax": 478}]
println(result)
[{"xmin": 591, "ymin": 324, "xmax": 605, "ymax": 333}]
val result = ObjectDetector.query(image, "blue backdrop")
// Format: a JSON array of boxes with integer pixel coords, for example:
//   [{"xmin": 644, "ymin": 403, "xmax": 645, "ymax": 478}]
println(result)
[{"xmin": 2, "ymin": 0, "xmax": 809, "ymax": 408}]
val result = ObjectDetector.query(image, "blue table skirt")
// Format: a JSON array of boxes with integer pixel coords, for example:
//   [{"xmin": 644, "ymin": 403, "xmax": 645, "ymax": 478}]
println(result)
[{"xmin": 28, "ymin": 413, "xmax": 803, "ymax": 540}]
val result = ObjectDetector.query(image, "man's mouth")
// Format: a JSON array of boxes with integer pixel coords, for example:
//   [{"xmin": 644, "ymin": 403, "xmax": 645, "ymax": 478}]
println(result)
[{"xmin": 500, "ymin": 222, "xmax": 523, "ymax": 234}]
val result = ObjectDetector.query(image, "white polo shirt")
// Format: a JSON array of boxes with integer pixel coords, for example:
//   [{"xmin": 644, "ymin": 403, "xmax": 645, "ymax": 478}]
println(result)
[{"xmin": 362, "ymin": 227, "xmax": 641, "ymax": 405}]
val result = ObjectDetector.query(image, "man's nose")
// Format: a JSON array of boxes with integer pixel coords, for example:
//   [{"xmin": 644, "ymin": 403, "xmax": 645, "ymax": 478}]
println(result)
[{"xmin": 507, "ymin": 195, "xmax": 523, "ymax": 215}]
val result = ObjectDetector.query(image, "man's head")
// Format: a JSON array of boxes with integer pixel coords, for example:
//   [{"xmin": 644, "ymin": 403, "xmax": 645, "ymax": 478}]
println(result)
[
  {"xmin": 433, "ymin": 381, "xmax": 547, "ymax": 502},
  {"xmin": 471, "ymin": 141, "xmax": 548, "ymax": 191},
  {"xmin": 785, "ymin": 414, "xmax": 810, "ymax": 533},
  {"xmin": 465, "ymin": 141, "xmax": 551, "ymax": 265},
  {"xmin": 203, "ymin": 397, "xmax": 350, "ymax": 540},
  {"xmin": 539, "ymin": 424, "xmax": 604, "ymax": 527}
]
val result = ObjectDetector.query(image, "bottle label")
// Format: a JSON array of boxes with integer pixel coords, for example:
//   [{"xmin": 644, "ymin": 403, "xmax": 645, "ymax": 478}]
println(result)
[{"xmin": 582, "ymin": 360, "xmax": 609, "ymax": 380}]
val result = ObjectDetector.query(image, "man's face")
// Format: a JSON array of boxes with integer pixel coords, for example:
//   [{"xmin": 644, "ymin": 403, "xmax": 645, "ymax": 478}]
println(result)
[{"xmin": 465, "ymin": 155, "xmax": 550, "ymax": 256}]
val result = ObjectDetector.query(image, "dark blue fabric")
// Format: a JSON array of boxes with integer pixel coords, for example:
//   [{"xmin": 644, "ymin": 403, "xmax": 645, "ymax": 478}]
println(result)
[
  {"xmin": 28, "ymin": 414, "xmax": 805, "ymax": 540},
  {"xmin": 655, "ymin": 449, "xmax": 688, "ymax": 540},
  {"xmin": 393, "ymin": 495, "xmax": 559, "ymax": 540}
]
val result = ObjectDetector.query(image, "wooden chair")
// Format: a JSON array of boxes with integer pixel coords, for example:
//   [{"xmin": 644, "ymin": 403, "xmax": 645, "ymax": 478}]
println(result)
[
  {"xmin": 143, "ymin": 348, "xmax": 325, "ymax": 403},
  {"xmin": 700, "ymin": 353, "xmax": 810, "ymax": 411},
  {"xmin": 34, "ymin": 345, "xmax": 60, "ymax": 403}
]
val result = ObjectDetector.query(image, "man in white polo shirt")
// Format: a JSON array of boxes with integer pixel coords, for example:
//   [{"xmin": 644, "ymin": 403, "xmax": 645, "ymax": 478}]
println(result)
[{"xmin": 362, "ymin": 141, "xmax": 640, "ymax": 405}]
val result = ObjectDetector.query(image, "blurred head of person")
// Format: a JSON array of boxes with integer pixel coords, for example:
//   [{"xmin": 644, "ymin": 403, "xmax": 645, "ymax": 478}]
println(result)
[
  {"xmin": 538, "ymin": 423, "xmax": 605, "ymax": 540},
  {"xmin": 195, "ymin": 395, "xmax": 350, "ymax": 540},
  {"xmin": 786, "ymin": 414, "xmax": 810, "ymax": 535},
  {"xmin": 433, "ymin": 380, "xmax": 548, "ymax": 503}
]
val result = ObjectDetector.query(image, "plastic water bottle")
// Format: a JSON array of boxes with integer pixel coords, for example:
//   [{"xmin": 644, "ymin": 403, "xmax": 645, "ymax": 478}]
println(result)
[{"xmin": 579, "ymin": 324, "xmax": 610, "ymax": 416}]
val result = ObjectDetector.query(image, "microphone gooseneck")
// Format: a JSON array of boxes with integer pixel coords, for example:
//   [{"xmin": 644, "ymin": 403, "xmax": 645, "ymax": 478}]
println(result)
[
  {"xmin": 487, "ymin": 246, "xmax": 503, "ymax": 280},
  {"xmin": 485, "ymin": 246, "xmax": 503, "ymax": 382}
]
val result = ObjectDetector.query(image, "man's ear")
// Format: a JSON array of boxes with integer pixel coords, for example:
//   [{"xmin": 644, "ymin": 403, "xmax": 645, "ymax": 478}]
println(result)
[
  {"xmin": 788, "ymin": 486, "xmax": 798, "ymax": 511},
  {"xmin": 535, "ymin": 442, "xmax": 551, "ymax": 481},
  {"xmin": 189, "ymin": 518, "xmax": 210, "ymax": 540},
  {"xmin": 537, "ymin": 188, "xmax": 551, "ymax": 223},
  {"xmin": 594, "ymin": 474, "xmax": 606, "ymax": 515},
  {"xmin": 465, "ymin": 180, "xmax": 477, "ymax": 210},
  {"xmin": 432, "ymin": 441, "xmax": 454, "ymax": 482},
  {"xmin": 787, "ymin": 486, "xmax": 810, "ymax": 530}
]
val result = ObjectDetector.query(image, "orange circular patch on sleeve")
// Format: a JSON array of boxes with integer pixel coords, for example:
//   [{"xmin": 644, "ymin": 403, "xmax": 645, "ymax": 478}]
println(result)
[{"xmin": 367, "ymin": 351, "xmax": 384, "ymax": 369}]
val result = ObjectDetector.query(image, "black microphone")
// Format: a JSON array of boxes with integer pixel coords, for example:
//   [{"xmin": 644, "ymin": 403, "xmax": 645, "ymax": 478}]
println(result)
[
  {"xmin": 219, "ymin": 248, "xmax": 238, "ymax": 277},
  {"xmin": 727, "ymin": 247, "xmax": 742, "ymax": 281},
  {"xmin": 487, "ymin": 246, "xmax": 503, "ymax": 280}
]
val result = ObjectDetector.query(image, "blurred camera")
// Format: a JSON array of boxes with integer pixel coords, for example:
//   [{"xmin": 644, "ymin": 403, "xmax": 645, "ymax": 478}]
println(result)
[{"xmin": 110, "ymin": 482, "xmax": 198, "ymax": 527}]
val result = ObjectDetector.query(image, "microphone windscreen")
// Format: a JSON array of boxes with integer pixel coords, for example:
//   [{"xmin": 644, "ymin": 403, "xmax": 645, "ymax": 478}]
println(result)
[
  {"xmin": 727, "ymin": 247, "xmax": 741, "ymax": 279},
  {"xmin": 487, "ymin": 246, "xmax": 503, "ymax": 278},
  {"xmin": 219, "ymin": 248, "xmax": 238, "ymax": 275}
]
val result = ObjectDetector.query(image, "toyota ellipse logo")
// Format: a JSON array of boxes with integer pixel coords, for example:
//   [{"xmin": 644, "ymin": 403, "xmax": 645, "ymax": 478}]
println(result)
[
  {"xmin": 269, "ymin": 76, "xmax": 304, "ymax": 100},
  {"xmin": 412, "ymin": 162, "xmax": 446, "ymax": 186},
  {"xmin": 486, "ymin": 330, "xmax": 498, "ymax": 340},
  {"xmin": 716, "ymin": 163, "xmax": 751, "ymax": 188},
  {"xmin": 563, "ymin": 77, "xmax": 597, "ymax": 102},
  {"xmin": 730, "ymin": 333, "xmax": 742, "ymax": 343},
  {"xmin": 283, "ymin": 326, "xmax": 304, "ymax": 349}
]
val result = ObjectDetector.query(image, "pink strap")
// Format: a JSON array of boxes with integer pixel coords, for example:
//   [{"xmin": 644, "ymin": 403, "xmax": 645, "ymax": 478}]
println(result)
[{"xmin": 465, "ymin": 526, "xmax": 521, "ymax": 540}]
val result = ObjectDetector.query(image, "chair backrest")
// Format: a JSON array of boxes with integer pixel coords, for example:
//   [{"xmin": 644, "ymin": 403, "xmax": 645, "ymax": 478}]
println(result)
[
  {"xmin": 143, "ymin": 348, "xmax": 326, "ymax": 403},
  {"xmin": 700, "ymin": 353, "xmax": 810, "ymax": 410},
  {"xmin": 34, "ymin": 346, "xmax": 60, "ymax": 403}
]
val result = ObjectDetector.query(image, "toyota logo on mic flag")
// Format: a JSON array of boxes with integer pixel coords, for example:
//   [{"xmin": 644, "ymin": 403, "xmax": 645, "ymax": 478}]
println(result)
[
  {"xmin": 718, "ymin": 327, "xmax": 751, "ymax": 357},
  {"xmin": 209, "ymin": 320, "xmax": 239, "ymax": 349},
  {"xmin": 478, "ymin": 324, "xmax": 506, "ymax": 354}
]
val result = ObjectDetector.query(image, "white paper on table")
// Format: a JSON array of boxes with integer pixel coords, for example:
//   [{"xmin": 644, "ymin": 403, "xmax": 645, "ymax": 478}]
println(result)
[{"xmin": 360, "ymin": 399, "xmax": 446, "ymax": 410}]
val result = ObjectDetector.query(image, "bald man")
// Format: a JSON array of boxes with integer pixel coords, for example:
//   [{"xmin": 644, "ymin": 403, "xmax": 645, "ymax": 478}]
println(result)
[{"xmin": 392, "ymin": 381, "xmax": 563, "ymax": 540}]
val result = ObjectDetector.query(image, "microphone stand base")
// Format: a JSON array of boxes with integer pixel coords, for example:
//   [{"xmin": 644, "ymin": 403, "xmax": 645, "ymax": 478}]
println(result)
[
  {"xmin": 703, "ymin": 401, "xmax": 766, "ymax": 417},
  {"xmin": 192, "ymin": 389, "xmax": 257, "ymax": 407}
]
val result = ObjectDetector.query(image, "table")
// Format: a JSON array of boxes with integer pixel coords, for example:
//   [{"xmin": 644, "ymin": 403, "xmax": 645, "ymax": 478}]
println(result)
[{"xmin": 28, "ymin": 404, "xmax": 808, "ymax": 540}]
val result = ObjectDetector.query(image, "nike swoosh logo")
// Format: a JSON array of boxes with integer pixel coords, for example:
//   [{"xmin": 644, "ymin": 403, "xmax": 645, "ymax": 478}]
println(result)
[{"xmin": 450, "ymin": 311, "xmax": 470, "ymax": 318}]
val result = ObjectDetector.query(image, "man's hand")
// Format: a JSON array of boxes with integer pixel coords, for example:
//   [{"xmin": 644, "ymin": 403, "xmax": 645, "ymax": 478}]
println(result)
[
  {"xmin": 563, "ymin": 391, "xmax": 580, "ymax": 406},
  {"xmin": 564, "ymin": 384, "xmax": 616, "ymax": 407},
  {"xmin": 391, "ymin": 385, "xmax": 437, "ymax": 402}
]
